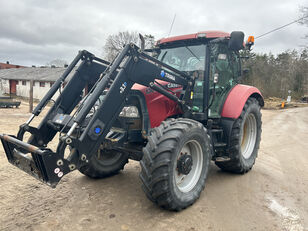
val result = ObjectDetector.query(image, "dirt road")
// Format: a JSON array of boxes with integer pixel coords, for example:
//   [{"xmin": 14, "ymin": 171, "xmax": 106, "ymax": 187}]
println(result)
[{"xmin": 0, "ymin": 103, "xmax": 307, "ymax": 231}]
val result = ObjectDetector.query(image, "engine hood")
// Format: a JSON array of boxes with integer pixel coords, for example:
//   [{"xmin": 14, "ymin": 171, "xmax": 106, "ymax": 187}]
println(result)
[{"xmin": 132, "ymin": 80, "xmax": 183, "ymax": 127}]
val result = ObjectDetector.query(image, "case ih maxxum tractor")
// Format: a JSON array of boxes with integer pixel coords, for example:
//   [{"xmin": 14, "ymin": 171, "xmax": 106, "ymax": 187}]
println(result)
[{"xmin": 0, "ymin": 31, "xmax": 263, "ymax": 210}]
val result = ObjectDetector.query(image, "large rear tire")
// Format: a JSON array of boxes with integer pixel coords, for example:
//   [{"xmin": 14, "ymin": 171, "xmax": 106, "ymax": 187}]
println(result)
[
  {"xmin": 79, "ymin": 147, "xmax": 128, "ymax": 178},
  {"xmin": 216, "ymin": 97, "xmax": 262, "ymax": 173},
  {"xmin": 140, "ymin": 118, "xmax": 211, "ymax": 211}
]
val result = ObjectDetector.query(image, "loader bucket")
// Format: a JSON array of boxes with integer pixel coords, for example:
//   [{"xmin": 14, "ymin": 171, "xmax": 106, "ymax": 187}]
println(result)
[{"xmin": 0, "ymin": 134, "xmax": 70, "ymax": 188}]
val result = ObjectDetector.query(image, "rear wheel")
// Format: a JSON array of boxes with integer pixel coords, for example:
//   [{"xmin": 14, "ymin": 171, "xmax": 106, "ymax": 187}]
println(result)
[
  {"xmin": 216, "ymin": 97, "xmax": 262, "ymax": 173},
  {"xmin": 79, "ymin": 147, "xmax": 128, "ymax": 178},
  {"xmin": 140, "ymin": 118, "xmax": 211, "ymax": 211}
]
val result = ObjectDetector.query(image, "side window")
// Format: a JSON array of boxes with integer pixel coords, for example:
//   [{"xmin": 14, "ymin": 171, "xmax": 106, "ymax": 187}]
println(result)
[
  {"xmin": 210, "ymin": 44, "xmax": 231, "ymax": 88},
  {"xmin": 230, "ymin": 52, "xmax": 241, "ymax": 77},
  {"xmin": 208, "ymin": 43, "xmax": 239, "ymax": 117}
]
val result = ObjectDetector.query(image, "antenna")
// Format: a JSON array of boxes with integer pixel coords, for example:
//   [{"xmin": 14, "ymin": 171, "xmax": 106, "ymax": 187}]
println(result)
[{"xmin": 167, "ymin": 14, "xmax": 176, "ymax": 37}]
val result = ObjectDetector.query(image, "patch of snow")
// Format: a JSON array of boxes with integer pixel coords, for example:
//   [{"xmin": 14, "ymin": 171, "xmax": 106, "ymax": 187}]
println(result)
[{"xmin": 267, "ymin": 197, "xmax": 304, "ymax": 231}]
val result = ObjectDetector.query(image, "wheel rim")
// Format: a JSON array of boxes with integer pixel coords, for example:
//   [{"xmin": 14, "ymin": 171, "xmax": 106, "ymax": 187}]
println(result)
[
  {"xmin": 241, "ymin": 113, "xmax": 257, "ymax": 159},
  {"xmin": 174, "ymin": 140, "xmax": 203, "ymax": 193}
]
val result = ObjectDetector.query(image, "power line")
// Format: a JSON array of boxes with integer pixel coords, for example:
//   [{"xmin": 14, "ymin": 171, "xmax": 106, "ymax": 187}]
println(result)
[{"xmin": 255, "ymin": 15, "xmax": 308, "ymax": 39}]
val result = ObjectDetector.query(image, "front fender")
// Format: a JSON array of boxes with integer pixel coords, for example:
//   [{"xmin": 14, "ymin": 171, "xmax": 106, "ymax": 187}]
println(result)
[{"xmin": 221, "ymin": 84, "xmax": 264, "ymax": 119}]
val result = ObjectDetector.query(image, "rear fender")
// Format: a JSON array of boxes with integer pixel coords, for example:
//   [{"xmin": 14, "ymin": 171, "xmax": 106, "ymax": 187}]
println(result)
[
  {"xmin": 219, "ymin": 84, "xmax": 263, "ymax": 152},
  {"xmin": 221, "ymin": 84, "xmax": 264, "ymax": 119}
]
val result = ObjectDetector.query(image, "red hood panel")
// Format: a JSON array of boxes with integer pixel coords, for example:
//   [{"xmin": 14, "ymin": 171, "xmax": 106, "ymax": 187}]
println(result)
[{"xmin": 132, "ymin": 81, "xmax": 182, "ymax": 128}]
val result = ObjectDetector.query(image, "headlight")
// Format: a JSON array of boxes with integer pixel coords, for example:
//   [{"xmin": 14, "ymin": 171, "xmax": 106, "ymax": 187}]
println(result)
[{"xmin": 119, "ymin": 106, "xmax": 140, "ymax": 118}]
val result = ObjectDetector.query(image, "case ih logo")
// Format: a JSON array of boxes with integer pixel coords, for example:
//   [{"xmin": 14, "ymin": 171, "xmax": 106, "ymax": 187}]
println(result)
[
  {"xmin": 167, "ymin": 83, "xmax": 180, "ymax": 88},
  {"xmin": 160, "ymin": 70, "xmax": 175, "ymax": 81}
]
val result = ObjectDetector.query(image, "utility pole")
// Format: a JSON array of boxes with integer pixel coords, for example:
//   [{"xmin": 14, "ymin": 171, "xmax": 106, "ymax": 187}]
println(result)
[{"xmin": 29, "ymin": 80, "xmax": 33, "ymax": 113}]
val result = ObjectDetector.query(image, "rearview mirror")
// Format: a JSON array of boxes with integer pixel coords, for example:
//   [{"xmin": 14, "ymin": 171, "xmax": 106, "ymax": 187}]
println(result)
[{"xmin": 228, "ymin": 31, "xmax": 245, "ymax": 51}]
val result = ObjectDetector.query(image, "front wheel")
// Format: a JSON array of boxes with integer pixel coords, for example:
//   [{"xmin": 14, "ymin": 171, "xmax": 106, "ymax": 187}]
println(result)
[
  {"xmin": 140, "ymin": 118, "xmax": 211, "ymax": 211},
  {"xmin": 216, "ymin": 97, "xmax": 262, "ymax": 173},
  {"xmin": 79, "ymin": 147, "xmax": 128, "ymax": 178}
]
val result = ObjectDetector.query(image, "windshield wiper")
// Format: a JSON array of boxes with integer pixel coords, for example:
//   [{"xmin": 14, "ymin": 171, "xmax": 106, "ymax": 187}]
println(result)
[
  {"xmin": 160, "ymin": 51, "xmax": 168, "ymax": 62},
  {"xmin": 185, "ymin": 46, "xmax": 200, "ymax": 61}
]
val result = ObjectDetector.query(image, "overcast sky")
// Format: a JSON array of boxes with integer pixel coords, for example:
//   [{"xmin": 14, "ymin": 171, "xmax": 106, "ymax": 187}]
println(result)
[{"xmin": 0, "ymin": 0, "xmax": 307, "ymax": 66}]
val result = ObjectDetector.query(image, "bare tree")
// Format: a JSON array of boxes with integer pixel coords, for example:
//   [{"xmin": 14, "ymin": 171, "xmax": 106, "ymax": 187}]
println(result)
[
  {"xmin": 144, "ymin": 34, "xmax": 155, "ymax": 49},
  {"xmin": 299, "ymin": 6, "xmax": 308, "ymax": 47},
  {"xmin": 103, "ymin": 31, "xmax": 139, "ymax": 61},
  {"xmin": 103, "ymin": 31, "xmax": 155, "ymax": 61},
  {"xmin": 242, "ymin": 49, "xmax": 308, "ymax": 98},
  {"xmin": 299, "ymin": 6, "xmax": 308, "ymax": 25}
]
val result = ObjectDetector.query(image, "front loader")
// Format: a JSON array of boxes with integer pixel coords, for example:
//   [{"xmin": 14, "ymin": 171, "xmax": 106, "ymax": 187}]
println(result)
[{"xmin": 0, "ymin": 30, "xmax": 263, "ymax": 211}]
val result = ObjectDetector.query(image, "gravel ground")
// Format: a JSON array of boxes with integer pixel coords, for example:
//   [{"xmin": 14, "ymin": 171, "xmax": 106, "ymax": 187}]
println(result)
[{"xmin": 0, "ymin": 102, "xmax": 307, "ymax": 231}]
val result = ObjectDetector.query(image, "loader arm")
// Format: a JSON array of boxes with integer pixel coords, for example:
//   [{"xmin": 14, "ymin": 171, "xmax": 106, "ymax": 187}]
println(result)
[{"xmin": 0, "ymin": 43, "xmax": 194, "ymax": 187}]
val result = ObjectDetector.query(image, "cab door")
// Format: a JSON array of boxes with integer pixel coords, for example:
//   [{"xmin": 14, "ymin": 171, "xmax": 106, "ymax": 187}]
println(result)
[{"xmin": 208, "ymin": 43, "xmax": 240, "ymax": 118}]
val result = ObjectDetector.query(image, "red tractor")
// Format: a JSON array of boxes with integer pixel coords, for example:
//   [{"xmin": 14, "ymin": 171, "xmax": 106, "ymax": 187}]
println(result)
[{"xmin": 0, "ymin": 30, "xmax": 263, "ymax": 211}]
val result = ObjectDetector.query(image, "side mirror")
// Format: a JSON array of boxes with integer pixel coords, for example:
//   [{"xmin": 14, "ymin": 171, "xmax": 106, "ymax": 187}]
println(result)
[{"xmin": 228, "ymin": 31, "xmax": 245, "ymax": 51}]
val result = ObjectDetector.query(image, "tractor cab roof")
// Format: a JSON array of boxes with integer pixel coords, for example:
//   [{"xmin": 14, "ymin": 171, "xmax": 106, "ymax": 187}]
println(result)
[{"xmin": 157, "ymin": 30, "xmax": 230, "ymax": 47}]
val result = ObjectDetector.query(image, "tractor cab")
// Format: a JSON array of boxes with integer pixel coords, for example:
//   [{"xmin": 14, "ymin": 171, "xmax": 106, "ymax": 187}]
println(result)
[{"xmin": 155, "ymin": 31, "xmax": 245, "ymax": 118}]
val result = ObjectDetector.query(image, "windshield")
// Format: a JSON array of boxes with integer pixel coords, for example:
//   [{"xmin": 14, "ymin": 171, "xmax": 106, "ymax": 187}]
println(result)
[{"xmin": 157, "ymin": 44, "xmax": 206, "ymax": 72}]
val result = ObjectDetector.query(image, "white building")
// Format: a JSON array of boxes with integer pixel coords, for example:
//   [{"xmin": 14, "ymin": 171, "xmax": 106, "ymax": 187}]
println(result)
[{"xmin": 0, "ymin": 67, "xmax": 75, "ymax": 100}]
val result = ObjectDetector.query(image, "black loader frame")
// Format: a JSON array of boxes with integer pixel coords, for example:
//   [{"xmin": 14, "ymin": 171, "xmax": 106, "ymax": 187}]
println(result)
[{"xmin": 0, "ymin": 44, "xmax": 203, "ymax": 187}]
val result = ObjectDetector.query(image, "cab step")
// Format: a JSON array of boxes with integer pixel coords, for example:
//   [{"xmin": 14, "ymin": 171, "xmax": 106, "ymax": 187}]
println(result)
[
  {"xmin": 214, "ymin": 142, "xmax": 227, "ymax": 148},
  {"xmin": 211, "ymin": 128, "xmax": 223, "ymax": 134},
  {"xmin": 215, "ymin": 156, "xmax": 231, "ymax": 162}
]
